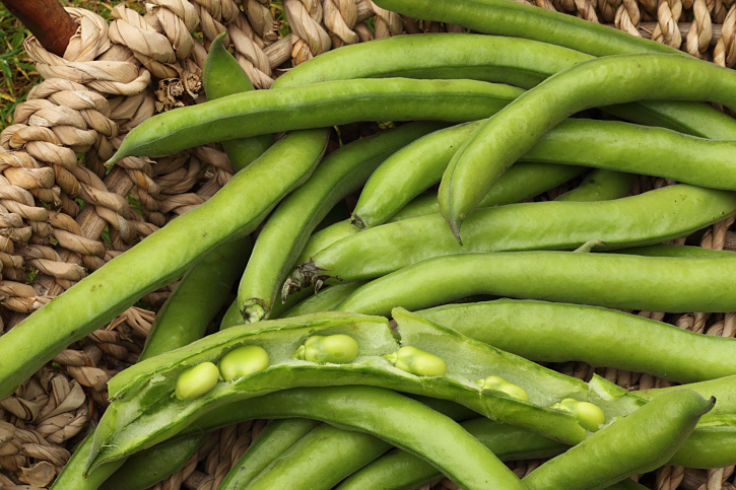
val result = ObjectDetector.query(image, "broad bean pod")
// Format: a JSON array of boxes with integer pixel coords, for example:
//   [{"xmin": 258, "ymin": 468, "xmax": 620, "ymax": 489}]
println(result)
[
  {"xmin": 0, "ymin": 128, "xmax": 328, "ymax": 400},
  {"xmin": 240, "ymin": 423, "xmax": 390, "ymax": 490},
  {"xmin": 119, "ymin": 385, "xmax": 528, "ymax": 489},
  {"xmin": 354, "ymin": 118, "xmax": 736, "ymax": 228},
  {"xmin": 276, "ymin": 31, "xmax": 736, "ymax": 140},
  {"xmin": 337, "ymin": 417, "xmax": 565, "ymax": 490},
  {"xmin": 108, "ymin": 78, "xmax": 522, "ymax": 163},
  {"xmin": 291, "ymin": 185, "xmax": 736, "ymax": 286},
  {"xmin": 237, "ymin": 122, "xmax": 439, "ymax": 322},
  {"xmin": 202, "ymin": 32, "xmax": 273, "ymax": 169},
  {"xmin": 50, "ymin": 38, "xmax": 266, "ymax": 488},
  {"xmin": 417, "ymin": 298, "xmax": 736, "ymax": 382},
  {"xmin": 226, "ymin": 396, "xmax": 477, "ymax": 490},
  {"xmin": 89, "ymin": 309, "xmax": 648, "ymax": 469},
  {"xmin": 439, "ymin": 53, "xmax": 736, "ymax": 239},
  {"xmin": 53, "ymin": 241, "xmax": 252, "ymax": 489},
  {"xmin": 523, "ymin": 390, "xmax": 712, "ymax": 489},
  {"xmin": 178, "ymin": 367, "xmax": 736, "ymax": 470},
  {"xmin": 384, "ymin": 162, "xmax": 586, "ymax": 223},
  {"xmin": 336, "ymin": 251, "xmax": 736, "ymax": 315},
  {"xmin": 308, "ymin": 160, "xmax": 584, "ymax": 261},
  {"xmin": 217, "ymin": 419, "xmax": 318, "ymax": 489},
  {"xmin": 372, "ymin": 0, "xmax": 674, "ymax": 56}
]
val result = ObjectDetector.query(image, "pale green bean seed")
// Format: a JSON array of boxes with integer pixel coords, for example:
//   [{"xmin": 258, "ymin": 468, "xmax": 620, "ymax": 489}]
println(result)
[
  {"xmin": 552, "ymin": 398, "xmax": 605, "ymax": 432},
  {"xmin": 296, "ymin": 334, "xmax": 359, "ymax": 364},
  {"xmin": 175, "ymin": 362, "xmax": 219, "ymax": 400},
  {"xmin": 478, "ymin": 375, "xmax": 529, "ymax": 401},
  {"xmin": 386, "ymin": 345, "xmax": 447, "ymax": 376},
  {"xmin": 219, "ymin": 345, "xmax": 270, "ymax": 381}
]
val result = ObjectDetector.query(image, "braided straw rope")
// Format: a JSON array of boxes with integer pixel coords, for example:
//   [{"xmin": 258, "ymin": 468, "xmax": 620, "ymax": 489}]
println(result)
[{"xmin": 1, "ymin": 0, "xmax": 736, "ymax": 488}]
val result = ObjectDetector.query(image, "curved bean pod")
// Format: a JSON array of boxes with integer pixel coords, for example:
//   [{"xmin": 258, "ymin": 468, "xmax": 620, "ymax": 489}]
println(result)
[
  {"xmin": 439, "ymin": 53, "xmax": 736, "ymax": 238},
  {"xmin": 141, "ymin": 237, "xmax": 251, "ymax": 358},
  {"xmin": 373, "ymin": 0, "xmax": 674, "ymax": 56},
  {"xmin": 202, "ymin": 32, "xmax": 272, "ymax": 170},
  {"xmin": 275, "ymin": 33, "xmax": 587, "ymax": 89},
  {"xmin": 523, "ymin": 390, "xmax": 712, "ymax": 489},
  {"xmin": 217, "ymin": 419, "xmax": 318, "ymax": 490},
  {"xmin": 337, "ymin": 417, "xmax": 565, "ymax": 490},
  {"xmin": 242, "ymin": 424, "xmax": 390, "ymax": 490},
  {"xmin": 89, "ymin": 310, "xmax": 607, "ymax": 469},
  {"xmin": 0, "ymin": 128, "xmax": 328, "ymax": 400},
  {"xmin": 302, "ymin": 160, "xmax": 584, "ymax": 263},
  {"xmin": 275, "ymin": 31, "xmax": 736, "ymax": 140},
  {"xmin": 336, "ymin": 251, "xmax": 736, "ymax": 315},
  {"xmin": 293, "ymin": 185, "xmax": 736, "ymax": 285},
  {"xmin": 417, "ymin": 299, "xmax": 736, "ymax": 382},
  {"xmin": 228, "ymin": 396, "xmax": 476, "ymax": 490},
  {"xmin": 108, "ymin": 78, "xmax": 522, "ymax": 163},
  {"xmin": 237, "ymin": 122, "xmax": 439, "ymax": 322},
  {"xmin": 215, "ymin": 385, "xmax": 527, "ymax": 490},
  {"xmin": 385, "ymin": 162, "xmax": 585, "ymax": 223},
  {"xmin": 54, "ymin": 237, "xmax": 250, "ymax": 488},
  {"xmin": 355, "ymin": 117, "xmax": 736, "ymax": 228},
  {"xmin": 51, "ymin": 39, "xmax": 264, "ymax": 488}
]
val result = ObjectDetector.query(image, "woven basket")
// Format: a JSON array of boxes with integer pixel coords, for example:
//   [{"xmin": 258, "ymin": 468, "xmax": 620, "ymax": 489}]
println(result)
[{"xmin": 1, "ymin": 0, "xmax": 736, "ymax": 488}]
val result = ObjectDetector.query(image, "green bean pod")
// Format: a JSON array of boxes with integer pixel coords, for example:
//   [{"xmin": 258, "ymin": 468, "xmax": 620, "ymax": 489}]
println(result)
[
  {"xmin": 297, "ymin": 220, "xmax": 361, "ymax": 265},
  {"xmin": 202, "ymin": 32, "xmax": 272, "ymax": 170},
  {"xmin": 301, "ymin": 160, "xmax": 583, "ymax": 263},
  {"xmin": 227, "ymin": 396, "xmax": 475, "ymax": 490},
  {"xmin": 523, "ymin": 390, "xmax": 713, "ymax": 489},
  {"xmin": 337, "ymin": 417, "xmax": 565, "ymax": 490},
  {"xmin": 373, "ymin": 0, "xmax": 674, "ymax": 57},
  {"xmin": 292, "ymin": 185, "xmax": 736, "ymax": 285},
  {"xmin": 221, "ymin": 385, "xmax": 528, "ymax": 489},
  {"xmin": 336, "ymin": 251, "xmax": 736, "ymax": 315},
  {"xmin": 417, "ymin": 298, "xmax": 736, "ymax": 382},
  {"xmin": 237, "ymin": 122, "xmax": 439, "ymax": 323},
  {"xmin": 356, "ymin": 117, "xmax": 736, "ymax": 229},
  {"xmin": 108, "ymin": 78, "xmax": 522, "ymax": 163},
  {"xmin": 439, "ymin": 53, "xmax": 736, "ymax": 239},
  {"xmin": 90, "ymin": 310, "xmax": 628, "ymax": 469},
  {"xmin": 0, "ymin": 129, "xmax": 327, "ymax": 400},
  {"xmin": 217, "ymin": 419, "xmax": 318, "ymax": 490},
  {"xmin": 54, "ymin": 240, "xmax": 251, "ymax": 489},
  {"xmin": 242, "ymin": 424, "xmax": 390, "ymax": 490},
  {"xmin": 274, "ymin": 31, "xmax": 736, "ymax": 140},
  {"xmin": 554, "ymin": 169, "xmax": 634, "ymax": 202},
  {"xmin": 386, "ymin": 162, "xmax": 586, "ymax": 223},
  {"xmin": 276, "ymin": 33, "xmax": 587, "ymax": 89},
  {"xmin": 141, "ymin": 237, "xmax": 251, "ymax": 358}
]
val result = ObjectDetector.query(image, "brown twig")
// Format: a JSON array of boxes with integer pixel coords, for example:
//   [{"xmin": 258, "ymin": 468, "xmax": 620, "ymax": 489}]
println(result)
[{"xmin": 1, "ymin": 0, "xmax": 77, "ymax": 56}]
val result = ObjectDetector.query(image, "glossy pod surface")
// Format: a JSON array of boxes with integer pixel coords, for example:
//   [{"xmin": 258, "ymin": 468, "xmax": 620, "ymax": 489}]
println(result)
[
  {"xmin": 296, "ymin": 185, "xmax": 736, "ymax": 284},
  {"xmin": 337, "ymin": 251, "xmax": 736, "ymax": 315},
  {"xmin": 108, "ymin": 78, "xmax": 522, "ymax": 162},
  {"xmin": 439, "ymin": 54, "xmax": 736, "ymax": 238},
  {"xmin": 417, "ymin": 299, "xmax": 736, "ymax": 382}
]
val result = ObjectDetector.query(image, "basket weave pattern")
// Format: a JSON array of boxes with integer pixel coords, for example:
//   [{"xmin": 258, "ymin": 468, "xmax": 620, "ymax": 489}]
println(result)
[{"xmin": 1, "ymin": 0, "xmax": 736, "ymax": 488}]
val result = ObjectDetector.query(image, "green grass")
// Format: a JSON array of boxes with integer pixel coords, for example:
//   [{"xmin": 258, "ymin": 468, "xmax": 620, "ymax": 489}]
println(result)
[{"xmin": 0, "ymin": 5, "xmax": 37, "ymax": 131}]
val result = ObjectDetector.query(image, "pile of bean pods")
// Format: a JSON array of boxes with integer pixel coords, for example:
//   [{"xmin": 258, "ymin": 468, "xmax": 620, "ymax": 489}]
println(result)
[{"xmin": 9, "ymin": 0, "xmax": 736, "ymax": 488}]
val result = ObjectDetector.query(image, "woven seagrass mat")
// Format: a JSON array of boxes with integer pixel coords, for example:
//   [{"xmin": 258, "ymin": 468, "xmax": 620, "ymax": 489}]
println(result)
[{"xmin": 2, "ymin": 0, "xmax": 736, "ymax": 488}]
